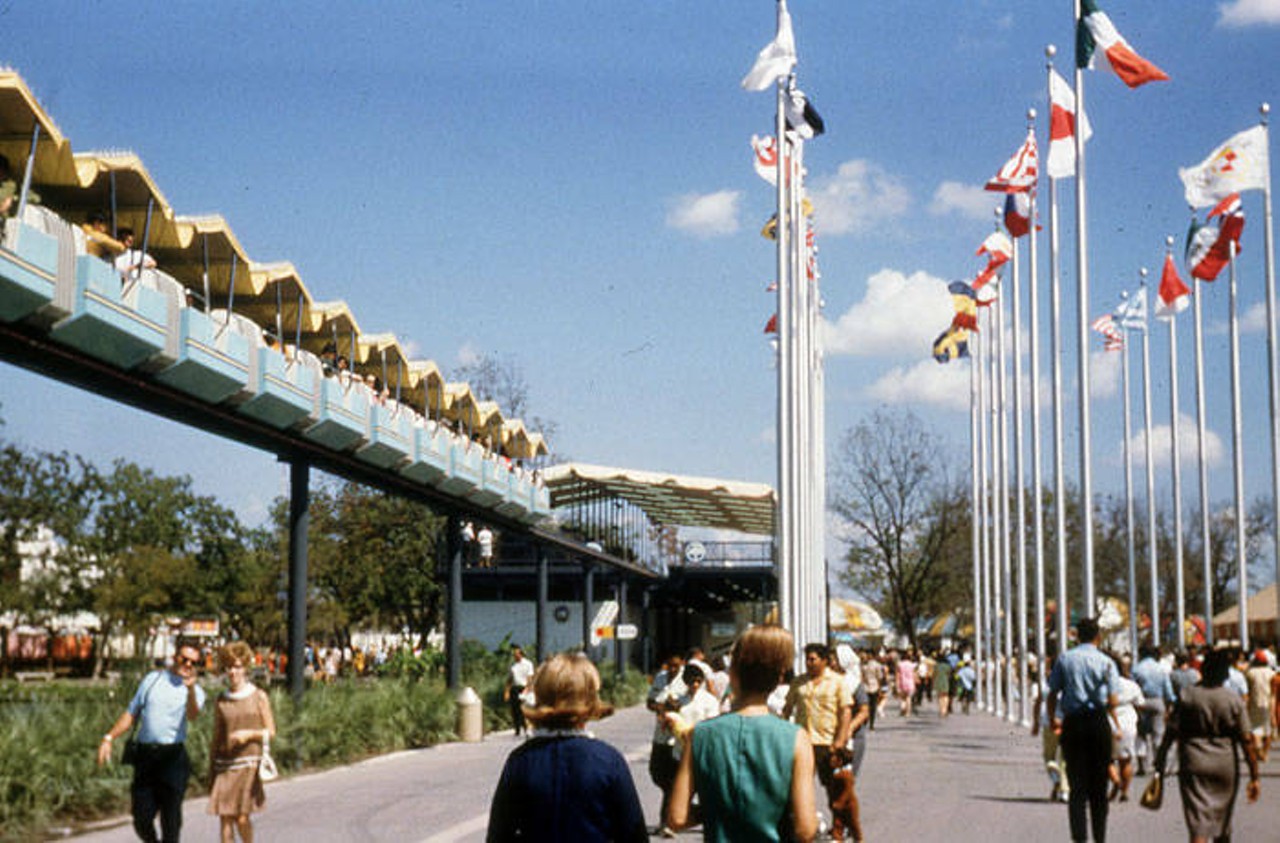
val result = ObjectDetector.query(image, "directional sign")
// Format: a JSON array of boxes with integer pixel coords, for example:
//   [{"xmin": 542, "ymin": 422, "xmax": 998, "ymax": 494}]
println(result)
[
  {"xmin": 615, "ymin": 624, "xmax": 639, "ymax": 640},
  {"xmin": 589, "ymin": 600, "xmax": 619, "ymax": 645}
]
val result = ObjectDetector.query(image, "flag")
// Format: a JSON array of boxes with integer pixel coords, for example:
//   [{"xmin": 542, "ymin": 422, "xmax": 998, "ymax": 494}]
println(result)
[
  {"xmin": 972, "ymin": 231, "xmax": 1014, "ymax": 290},
  {"xmin": 1004, "ymin": 192, "xmax": 1031, "ymax": 238},
  {"xmin": 949, "ymin": 281, "xmax": 978, "ymax": 331},
  {"xmin": 1178, "ymin": 125, "xmax": 1269, "ymax": 209},
  {"xmin": 1186, "ymin": 193, "xmax": 1245, "ymax": 281},
  {"xmin": 761, "ymin": 214, "xmax": 777, "ymax": 241},
  {"xmin": 741, "ymin": 0, "xmax": 796, "ymax": 91},
  {"xmin": 1091, "ymin": 312, "xmax": 1125, "ymax": 351},
  {"xmin": 765, "ymin": 280, "xmax": 778, "ymax": 292},
  {"xmin": 764, "ymin": 313, "xmax": 778, "ymax": 334},
  {"xmin": 1114, "ymin": 287, "xmax": 1147, "ymax": 333},
  {"xmin": 985, "ymin": 130, "xmax": 1038, "ymax": 193},
  {"xmin": 1047, "ymin": 68, "xmax": 1092, "ymax": 179},
  {"xmin": 1077, "ymin": 0, "xmax": 1169, "ymax": 89},
  {"xmin": 932, "ymin": 325, "xmax": 970, "ymax": 363},
  {"xmin": 784, "ymin": 88, "xmax": 825, "ymax": 140},
  {"xmin": 751, "ymin": 135, "xmax": 778, "ymax": 185},
  {"xmin": 1156, "ymin": 253, "xmax": 1191, "ymax": 318}
]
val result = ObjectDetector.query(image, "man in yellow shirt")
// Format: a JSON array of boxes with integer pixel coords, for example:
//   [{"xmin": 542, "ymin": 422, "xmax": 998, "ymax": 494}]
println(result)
[{"xmin": 785, "ymin": 643, "xmax": 854, "ymax": 841}]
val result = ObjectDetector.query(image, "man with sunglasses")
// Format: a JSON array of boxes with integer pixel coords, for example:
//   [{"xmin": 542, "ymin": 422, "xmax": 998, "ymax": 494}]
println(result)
[{"xmin": 98, "ymin": 640, "xmax": 207, "ymax": 842}]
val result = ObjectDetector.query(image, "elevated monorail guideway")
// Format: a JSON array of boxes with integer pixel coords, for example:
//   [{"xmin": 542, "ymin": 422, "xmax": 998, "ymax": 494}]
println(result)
[{"xmin": 0, "ymin": 69, "xmax": 638, "ymax": 698}]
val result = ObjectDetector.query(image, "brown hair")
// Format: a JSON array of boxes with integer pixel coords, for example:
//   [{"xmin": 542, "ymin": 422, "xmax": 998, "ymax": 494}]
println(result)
[
  {"xmin": 523, "ymin": 653, "xmax": 612, "ymax": 729},
  {"xmin": 731, "ymin": 625, "xmax": 794, "ymax": 696},
  {"xmin": 216, "ymin": 641, "xmax": 254, "ymax": 672}
]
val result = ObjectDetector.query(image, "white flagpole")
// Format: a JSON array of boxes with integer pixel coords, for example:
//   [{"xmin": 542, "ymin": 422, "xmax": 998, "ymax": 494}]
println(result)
[
  {"xmin": 1026, "ymin": 108, "xmax": 1047, "ymax": 684},
  {"xmin": 790, "ymin": 129, "xmax": 808, "ymax": 647},
  {"xmin": 978, "ymin": 312, "xmax": 992, "ymax": 711},
  {"xmin": 1121, "ymin": 302, "xmax": 1138, "ymax": 655},
  {"xmin": 1227, "ymin": 238, "xmax": 1250, "ymax": 650},
  {"xmin": 1046, "ymin": 48, "xmax": 1070, "ymax": 652},
  {"xmin": 1072, "ymin": 4, "xmax": 1097, "ymax": 614},
  {"xmin": 1166, "ymin": 236, "xmax": 1187, "ymax": 649},
  {"xmin": 774, "ymin": 78, "xmax": 793, "ymax": 636},
  {"xmin": 1011, "ymin": 207, "xmax": 1029, "ymax": 726},
  {"xmin": 971, "ymin": 330, "xmax": 984, "ymax": 711},
  {"xmin": 1140, "ymin": 271, "xmax": 1160, "ymax": 647},
  {"xmin": 1192, "ymin": 275, "xmax": 1215, "ymax": 645},
  {"xmin": 998, "ymin": 273, "xmax": 1013, "ymax": 719},
  {"xmin": 994, "ymin": 293, "xmax": 1007, "ymax": 717},
  {"xmin": 1258, "ymin": 103, "xmax": 1279, "ymax": 647}
]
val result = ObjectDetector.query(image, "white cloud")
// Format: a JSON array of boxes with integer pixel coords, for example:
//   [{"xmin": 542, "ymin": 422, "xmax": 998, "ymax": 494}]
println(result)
[
  {"xmin": 1124, "ymin": 413, "xmax": 1226, "ymax": 470},
  {"xmin": 929, "ymin": 180, "xmax": 996, "ymax": 221},
  {"xmin": 1241, "ymin": 300, "xmax": 1269, "ymax": 333},
  {"xmin": 808, "ymin": 160, "xmax": 910, "ymax": 236},
  {"xmin": 666, "ymin": 190, "xmax": 741, "ymax": 238},
  {"xmin": 823, "ymin": 269, "xmax": 951, "ymax": 357},
  {"xmin": 865, "ymin": 358, "xmax": 971, "ymax": 411},
  {"xmin": 1218, "ymin": 0, "xmax": 1280, "ymax": 27},
  {"xmin": 1089, "ymin": 348, "xmax": 1121, "ymax": 399}
]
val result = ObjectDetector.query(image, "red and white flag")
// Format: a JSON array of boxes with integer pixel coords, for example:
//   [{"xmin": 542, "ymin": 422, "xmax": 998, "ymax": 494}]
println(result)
[
  {"xmin": 1186, "ymin": 193, "xmax": 1244, "ymax": 282},
  {"xmin": 751, "ymin": 135, "xmax": 779, "ymax": 185},
  {"xmin": 972, "ymin": 231, "xmax": 1013, "ymax": 290},
  {"xmin": 1047, "ymin": 68, "xmax": 1092, "ymax": 179},
  {"xmin": 1156, "ymin": 253, "xmax": 1191, "ymax": 318},
  {"xmin": 763, "ymin": 313, "xmax": 778, "ymax": 334},
  {"xmin": 1077, "ymin": 0, "xmax": 1169, "ymax": 89},
  {"xmin": 985, "ymin": 130, "xmax": 1038, "ymax": 193}
]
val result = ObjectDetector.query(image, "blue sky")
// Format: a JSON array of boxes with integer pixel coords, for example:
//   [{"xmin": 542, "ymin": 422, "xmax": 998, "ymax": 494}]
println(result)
[{"xmin": 2, "ymin": 2, "xmax": 1280, "ymax": 581}]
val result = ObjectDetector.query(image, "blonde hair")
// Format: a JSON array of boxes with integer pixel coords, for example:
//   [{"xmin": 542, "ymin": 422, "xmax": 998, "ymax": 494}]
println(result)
[
  {"xmin": 523, "ymin": 653, "xmax": 612, "ymax": 729},
  {"xmin": 731, "ymin": 625, "xmax": 794, "ymax": 696},
  {"xmin": 216, "ymin": 641, "xmax": 253, "ymax": 672}
]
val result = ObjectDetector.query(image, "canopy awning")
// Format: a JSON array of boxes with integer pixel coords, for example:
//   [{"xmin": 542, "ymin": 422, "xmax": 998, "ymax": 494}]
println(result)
[
  {"xmin": 1212, "ymin": 582, "xmax": 1278, "ymax": 626},
  {"xmin": 829, "ymin": 598, "xmax": 884, "ymax": 633},
  {"xmin": 542, "ymin": 462, "xmax": 775, "ymax": 535}
]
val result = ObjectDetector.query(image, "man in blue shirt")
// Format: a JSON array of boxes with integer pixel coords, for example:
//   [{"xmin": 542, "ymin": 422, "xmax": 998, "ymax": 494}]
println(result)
[
  {"xmin": 98, "ymin": 640, "xmax": 207, "ymax": 843},
  {"xmin": 1047, "ymin": 618, "xmax": 1119, "ymax": 843},
  {"xmin": 1131, "ymin": 644, "xmax": 1174, "ymax": 775}
]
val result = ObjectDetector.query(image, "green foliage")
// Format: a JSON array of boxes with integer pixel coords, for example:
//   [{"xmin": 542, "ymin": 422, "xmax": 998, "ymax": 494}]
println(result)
[{"xmin": 598, "ymin": 662, "xmax": 650, "ymax": 710}]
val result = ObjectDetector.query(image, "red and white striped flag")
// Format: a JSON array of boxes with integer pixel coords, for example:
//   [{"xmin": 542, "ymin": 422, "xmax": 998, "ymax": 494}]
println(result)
[
  {"xmin": 972, "ymin": 231, "xmax": 1013, "ymax": 290},
  {"xmin": 985, "ymin": 129, "xmax": 1038, "ymax": 193},
  {"xmin": 1047, "ymin": 68, "xmax": 1091, "ymax": 179}
]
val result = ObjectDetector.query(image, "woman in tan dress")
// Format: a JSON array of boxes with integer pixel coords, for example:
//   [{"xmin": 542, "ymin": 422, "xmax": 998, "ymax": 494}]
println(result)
[
  {"xmin": 1156, "ymin": 649, "xmax": 1260, "ymax": 843},
  {"xmin": 208, "ymin": 641, "xmax": 276, "ymax": 843}
]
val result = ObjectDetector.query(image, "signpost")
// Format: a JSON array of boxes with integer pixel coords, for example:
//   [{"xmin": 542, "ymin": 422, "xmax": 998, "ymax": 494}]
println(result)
[{"xmin": 589, "ymin": 600, "xmax": 619, "ymax": 646}]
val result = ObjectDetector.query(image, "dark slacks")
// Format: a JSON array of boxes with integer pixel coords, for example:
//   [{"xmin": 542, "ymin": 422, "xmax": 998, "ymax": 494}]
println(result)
[
  {"xmin": 649, "ymin": 741, "xmax": 678, "ymax": 827},
  {"xmin": 130, "ymin": 743, "xmax": 190, "ymax": 843},
  {"xmin": 1060, "ymin": 709, "xmax": 1112, "ymax": 843},
  {"xmin": 508, "ymin": 689, "xmax": 526, "ymax": 734}
]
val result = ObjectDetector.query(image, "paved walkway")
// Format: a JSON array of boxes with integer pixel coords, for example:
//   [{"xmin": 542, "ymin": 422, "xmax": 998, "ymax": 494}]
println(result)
[{"xmin": 72, "ymin": 699, "xmax": 1279, "ymax": 841}]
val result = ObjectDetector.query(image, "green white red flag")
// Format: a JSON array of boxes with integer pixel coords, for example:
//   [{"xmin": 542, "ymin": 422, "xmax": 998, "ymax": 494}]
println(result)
[{"xmin": 1077, "ymin": 0, "xmax": 1169, "ymax": 89}]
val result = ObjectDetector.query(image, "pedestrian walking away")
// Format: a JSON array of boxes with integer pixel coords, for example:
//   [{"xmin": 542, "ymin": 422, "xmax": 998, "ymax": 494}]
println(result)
[
  {"xmin": 97, "ymin": 639, "xmax": 207, "ymax": 843},
  {"xmin": 1047, "ymin": 617, "xmax": 1119, "ymax": 843}
]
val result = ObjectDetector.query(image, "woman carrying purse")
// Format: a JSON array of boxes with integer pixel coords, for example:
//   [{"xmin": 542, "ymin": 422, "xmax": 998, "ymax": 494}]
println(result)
[{"xmin": 208, "ymin": 641, "xmax": 276, "ymax": 843}]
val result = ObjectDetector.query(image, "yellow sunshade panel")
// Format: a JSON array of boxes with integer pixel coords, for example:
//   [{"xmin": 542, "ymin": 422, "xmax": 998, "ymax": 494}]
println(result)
[
  {"xmin": 0, "ymin": 71, "xmax": 74, "ymax": 188},
  {"xmin": 475, "ymin": 401, "xmax": 504, "ymax": 435},
  {"xmin": 501, "ymin": 419, "xmax": 530, "ymax": 457},
  {"xmin": 443, "ymin": 382, "xmax": 481, "ymax": 429},
  {"xmin": 527, "ymin": 432, "xmax": 549, "ymax": 457}
]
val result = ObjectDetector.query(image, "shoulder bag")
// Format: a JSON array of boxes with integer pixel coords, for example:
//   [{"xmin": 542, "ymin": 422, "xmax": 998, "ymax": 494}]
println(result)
[
  {"xmin": 256, "ymin": 690, "xmax": 279, "ymax": 782},
  {"xmin": 122, "ymin": 672, "xmax": 163, "ymax": 765}
]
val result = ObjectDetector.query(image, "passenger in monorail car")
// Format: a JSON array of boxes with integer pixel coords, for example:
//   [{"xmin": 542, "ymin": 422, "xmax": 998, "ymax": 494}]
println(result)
[
  {"xmin": 82, "ymin": 212, "xmax": 124, "ymax": 261},
  {"xmin": 113, "ymin": 226, "xmax": 156, "ymax": 281},
  {"xmin": 0, "ymin": 153, "xmax": 39, "ymax": 228}
]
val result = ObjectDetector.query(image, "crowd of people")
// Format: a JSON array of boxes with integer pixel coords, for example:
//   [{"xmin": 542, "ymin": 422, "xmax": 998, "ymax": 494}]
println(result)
[{"xmin": 1040, "ymin": 617, "xmax": 1275, "ymax": 843}]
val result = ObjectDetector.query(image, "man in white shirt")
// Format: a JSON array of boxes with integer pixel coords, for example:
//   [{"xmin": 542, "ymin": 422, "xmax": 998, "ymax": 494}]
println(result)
[
  {"xmin": 504, "ymin": 645, "xmax": 536, "ymax": 736},
  {"xmin": 113, "ymin": 227, "xmax": 157, "ymax": 282}
]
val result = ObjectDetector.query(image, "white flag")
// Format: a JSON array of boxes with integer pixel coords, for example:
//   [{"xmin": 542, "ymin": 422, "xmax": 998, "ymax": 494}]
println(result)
[
  {"xmin": 751, "ymin": 135, "xmax": 778, "ymax": 185},
  {"xmin": 1179, "ymin": 125, "xmax": 1270, "ymax": 209},
  {"xmin": 741, "ymin": 0, "xmax": 796, "ymax": 91}
]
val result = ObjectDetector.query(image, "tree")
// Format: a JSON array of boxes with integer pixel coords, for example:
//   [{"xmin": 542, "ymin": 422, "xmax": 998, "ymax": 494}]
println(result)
[
  {"xmin": 452, "ymin": 352, "xmax": 560, "ymax": 456},
  {"xmin": 829, "ymin": 410, "xmax": 968, "ymax": 648}
]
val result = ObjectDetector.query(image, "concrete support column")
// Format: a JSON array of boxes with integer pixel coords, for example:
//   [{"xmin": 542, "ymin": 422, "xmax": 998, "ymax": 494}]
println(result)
[
  {"xmin": 446, "ymin": 514, "xmax": 463, "ymax": 689},
  {"xmin": 536, "ymin": 545, "xmax": 549, "ymax": 663},
  {"xmin": 615, "ymin": 577, "xmax": 628, "ymax": 679},
  {"xmin": 581, "ymin": 563, "xmax": 595, "ymax": 659}
]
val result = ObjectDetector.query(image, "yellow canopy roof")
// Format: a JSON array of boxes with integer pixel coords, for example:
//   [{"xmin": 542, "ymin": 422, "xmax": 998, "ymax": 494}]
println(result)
[{"xmin": 542, "ymin": 462, "xmax": 775, "ymax": 535}]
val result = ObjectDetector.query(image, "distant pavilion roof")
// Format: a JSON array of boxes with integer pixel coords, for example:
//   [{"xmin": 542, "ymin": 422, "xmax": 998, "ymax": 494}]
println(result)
[{"xmin": 543, "ymin": 462, "xmax": 776, "ymax": 535}]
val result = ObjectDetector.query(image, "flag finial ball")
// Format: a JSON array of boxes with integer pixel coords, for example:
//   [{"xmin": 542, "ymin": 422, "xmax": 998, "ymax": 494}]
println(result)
[
  {"xmin": 1140, "ymin": 267, "xmax": 1149, "ymax": 279},
  {"xmin": 1027, "ymin": 108, "xmax": 1037, "ymax": 121},
  {"xmin": 1045, "ymin": 44, "xmax": 1057, "ymax": 59},
  {"xmin": 1261, "ymin": 102, "xmax": 1271, "ymax": 117},
  {"xmin": 1166, "ymin": 235, "xmax": 1175, "ymax": 249}
]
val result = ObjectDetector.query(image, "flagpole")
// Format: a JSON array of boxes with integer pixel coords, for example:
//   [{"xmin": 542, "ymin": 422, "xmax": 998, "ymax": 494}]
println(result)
[
  {"xmin": 1166, "ymin": 235, "xmax": 1187, "ymax": 649},
  {"xmin": 1192, "ymin": 275, "xmax": 1214, "ymax": 646},
  {"xmin": 1121, "ymin": 296, "xmax": 1138, "ymax": 656},
  {"xmin": 1259, "ymin": 103, "xmax": 1279, "ymax": 647},
  {"xmin": 993, "ymin": 292, "xmax": 1007, "ymax": 718},
  {"xmin": 1227, "ymin": 238, "xmax": 1250, "ymax": 650},
  {"xmin": 1047, "ymin": 47, "xmax": 1070, "ymax": 653},
  {"xmin": 1072, "ymin": 3, "xmax": 1097, "ymax": 615},
  {"xmin": 1010, "ymin": 213, "xmax": 1029, "ymax": 725},
  {"xmin": 978, "ymin": 311, "xmax": 993, "ymax": 711},
  {"xmin": 1026, "ymin": 108, "xmax": 1047, "ymax": 689},
  {"xmin": 971, "ymin": 329, "xmax": 984, "ymax": 711},
  {"xmin": 774, "ymin": 77, "xmax": 793, "ymax": 637},
  {"xmin": 998, "ymin": 266, "xmax": 1013, "ymax": 720},
  {"xmin": 790, "ymin": 125, "xmax": 808, "ymax": 647},
  {"xmin": 1140, "ymin": 271, "xmax": 1160, "ymax": 648}
]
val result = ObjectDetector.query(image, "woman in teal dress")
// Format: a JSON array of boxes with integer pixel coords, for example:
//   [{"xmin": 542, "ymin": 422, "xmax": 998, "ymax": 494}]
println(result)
[{"xmin": 667, "ymin": 625, "xmax": 817, "ymax": 842}]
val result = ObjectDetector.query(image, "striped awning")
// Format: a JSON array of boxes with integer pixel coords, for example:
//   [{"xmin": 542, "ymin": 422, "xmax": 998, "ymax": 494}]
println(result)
[{"xmin": 542, "ymin": 462, "xmax": 775, "ymax": 535}]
